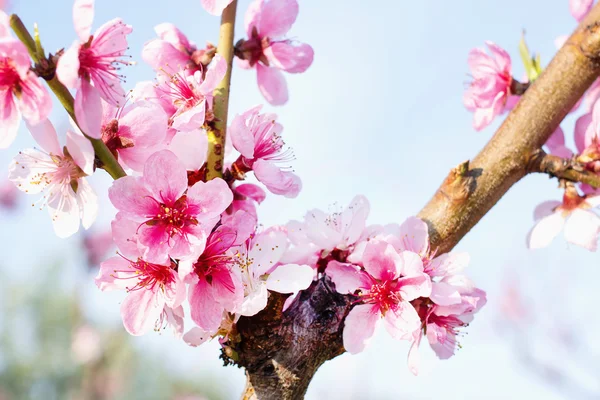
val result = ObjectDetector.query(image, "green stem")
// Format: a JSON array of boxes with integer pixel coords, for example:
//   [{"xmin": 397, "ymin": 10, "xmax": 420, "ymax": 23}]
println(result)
[
  {"xmin": 206, "ymin": 0, "xmax": 238, "ymax": 180},
  {"xmin": 9, "ymin": 14, "xmax": 126, "ymax": 180}
]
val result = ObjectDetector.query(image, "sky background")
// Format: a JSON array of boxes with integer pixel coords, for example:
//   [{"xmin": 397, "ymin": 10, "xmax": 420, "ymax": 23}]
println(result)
[{"xmin": 1, "ymin": 0, "xmax": 598, "ymax": 399}]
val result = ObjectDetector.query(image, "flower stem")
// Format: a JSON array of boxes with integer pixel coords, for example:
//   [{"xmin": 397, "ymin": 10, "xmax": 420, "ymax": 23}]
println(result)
[
  {"xmin": 206, "ymin": 1, "xmax": 238, "ymax": 180},
  {"xmin": 9, "ymin": 14, "xmax": 126, "ymax": 180}
]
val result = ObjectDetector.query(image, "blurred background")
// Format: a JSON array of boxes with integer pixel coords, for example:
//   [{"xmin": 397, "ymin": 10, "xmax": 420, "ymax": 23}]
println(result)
[{"xmin": 0, "ymin": 0, "xmax": 597, "ymax": 399}]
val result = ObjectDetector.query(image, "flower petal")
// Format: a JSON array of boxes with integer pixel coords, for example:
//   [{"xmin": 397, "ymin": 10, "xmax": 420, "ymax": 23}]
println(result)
[
  {"xmin": 73, "ymin": 0, "xmax": 94, "ymax": 42},
  {"xmin": 143, "ymin": 150, "xmax": 188, "ymax": 203},
  {"xmin": 121, "ymin": 288, "xmax": 165, "ymax": 336},
  {"xmin": 342, "ymin": 304, "xmax": 379, "ymax": 354},
  {"xmin": 266, "ymin": 263, "xmax": 314, "ymax": 293},
  {"xmin": 258, "ymin": 0, "xmax": 298, "ymax": 38},
  {"xmin": 257, "ymin": 63, "xmax": 288, "ymax": 106},
  {"xmin": 527, "ymin": 211, "xmax": 565, "ymax": 249},
  {"xmin": 75, "ymin": 80, "xmax": 103, "ymax": 139}
]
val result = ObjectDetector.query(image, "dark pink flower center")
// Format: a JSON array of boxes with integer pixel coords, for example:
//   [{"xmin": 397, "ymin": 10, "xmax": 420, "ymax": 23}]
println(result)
[
  {"xmin": 145, "ymin": 195, "xmax": 199, "ymax": 239},
  {"xmin": 362, "ymin": 280, "xmax": 401, "ymax": 314},
  {"xmin": 114, "ymin": 255, "xmax": 176, "ymax": 292},
  {"xmin": 0, "ymin": 59, "xmax": 22, "ymax": 93}
]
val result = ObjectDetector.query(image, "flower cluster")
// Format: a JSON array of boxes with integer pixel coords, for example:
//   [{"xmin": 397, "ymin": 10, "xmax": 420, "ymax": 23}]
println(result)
[{"xmin": 2, "ymin": 0, "xmax": 489, "ymax": 377}]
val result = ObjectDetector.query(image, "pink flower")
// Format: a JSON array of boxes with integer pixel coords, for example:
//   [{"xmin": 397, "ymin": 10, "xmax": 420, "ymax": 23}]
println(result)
[
  {"xmin": 236, "ymin": 0, "xmax": 314, "ymax": 105},
  {"xmin": 528, "ymin": 186, "xmax": 600, "ymax": 251},
  {"xmin": 574, "ymin": 99, "xmax": 600, "ymax": 187},
  {"xmin": 8, "ymin": 119, "xmax": 97, "ymax": 238},
  {"xmin": 108, "ymin": 150, "xmax": 233, "ymax": 263},
  {"xmin": 179, "ymin": 224, "xmax": 245, "ymax": 333},
  {"xmin": 302, "ymin": 195, "xmax": 370, "ymax": 252},
  {"xmin": 545, "ymin": 126, "xmax": 574, "ymax": 159},
  {"xmin": 463, "ymin": 42, "xmax": 513, "ymax": 131},
  {"xmin": 83, "ymin": 229, "xmax": 114, "ymax": 267},
  {"xmin": 142, "ymin": 23, "xmax": 198, "ymax": 73},
  {"xmin": 200, "ymin": 0, "xmax": 234, "ymax": 16},
  {"xmin": 155, "ymin": 54, "xmax": 227, "ymax": 132},
  {"xmin": 408, "ymin": 259, "xmax": 486, "ymax": 375},
  {"xmin": 570, "ymin": 0, "xmax": 594, "ymax": 21},
  {"xmin": 233, "ymin": 228, "xmax": 314, "ymax": 317},
  {"xmin": 96, "ymin": 219, "xmax": 186, "ymax": 336},
  {"xmin": 100, "ymin": 100, "xmax": 168, "ymax": 172},
  {"xmin": 0, "ymin": 37, "xmax": 52, "ymax": 148},
  {"xmin": 56, "ymin": 0, "xmax": 132, "ymax": 139},
  {"xmin": 229, "ymin": 105, "xmax": 301, "ymax": 197},
  {"xmin": 326, "ymin": 240, "xmax": 432, "ymax": 354}
]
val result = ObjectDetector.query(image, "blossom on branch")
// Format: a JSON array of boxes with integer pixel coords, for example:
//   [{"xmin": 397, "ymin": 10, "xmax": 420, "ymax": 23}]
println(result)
[{"xmin": 235, "ymin": 0, "xmax": 314, "ymax": 105}]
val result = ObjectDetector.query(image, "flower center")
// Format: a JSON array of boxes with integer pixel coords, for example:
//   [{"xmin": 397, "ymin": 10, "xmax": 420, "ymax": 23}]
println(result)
[
  {"xmin": 113, "ymin": 255, "xmax": 176, "ymax": 292},
  {"xmin": 145, "ymin": 195, "xmax": 199, "ymax": 239},
  {"xmin": 363, "ymin": 280, "xmax": 401, "ymax": 314},
  {"xmin": 0, "ymin": 59, "xmax": 22, "ymax": 93}
]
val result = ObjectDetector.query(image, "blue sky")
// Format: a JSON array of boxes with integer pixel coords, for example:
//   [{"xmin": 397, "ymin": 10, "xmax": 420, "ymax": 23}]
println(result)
[{"xmin": 1, "ymin": 0, "xmax": 597, "ymax": 399}]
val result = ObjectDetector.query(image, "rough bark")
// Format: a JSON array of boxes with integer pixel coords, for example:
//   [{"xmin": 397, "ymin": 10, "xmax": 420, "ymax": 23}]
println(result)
[{"xmin": 231, "ymin": 4, "xmax": 600, "ymax": 399}]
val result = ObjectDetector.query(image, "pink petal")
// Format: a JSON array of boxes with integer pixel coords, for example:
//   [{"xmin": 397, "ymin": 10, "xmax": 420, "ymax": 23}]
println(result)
[
  {"xmin": 397, "ymin": 216, "xmax": 429, "ymax": 256},
  {"xmin": 253, "ymin": 159, "xmax": 301, "ymax": 197},
  {"xmin": 154, "ymin": 23, "xmax": 191, "ymax": 50},
  {"xmin": 0, "ymin": 90, "xmax": 20, "ymax": 149},
  {"xmin": 229, "ymin": 111, "xmax": 256, "ymax": 158},
  {"xmin": 545, "ymin": 126, "xmax": 573, "ymax": 157},
  {"xmin": 18, "ymin": 72, "xmax": 52, "ymax": 125},
  {"xmin": 362, "ymin": 240, "xmax": 402, "ymax": 281},
  {"xmin": 236, "ymin": 183, "xmax": 266, "ymax": 203},
  {"xmin": 397, "ymin": 273, "xmax": 431, "ymax": 301},
  {"xmin": 485, "ymin": 41, "xmax": 511, "ymax": 73},
  {"xmin": 118, "ymin": 101, "xmax": 168, "ymax": 147},
  {"xmin": 264, "ymin": 41, "xmax": 313, "ymax": 73},
  {"xmin": 430, "ymin": 282, "xmax": 462, "ymax": 306},
  {"xmin": 527, "ymin": 211, "xmax": 565, "ymax": 249},
  {"xmin": 0, "ymin": 38, "xmax": 31, "ymax": 77},
  {"xmin": 183, "ymin": 327, "xmax": 211, "ymax": 347},
  {"xmin": 200, "ymin": 0, "xmax": 234, "ymax": 16},
  {"xmin": 143, "ymin": 150, "xmax": 188, "ymax": 203},
  {"xmin": 142, "ymin": 39, "xmax": 190, "ymax": 72},
  {"xmin": 95, "ymin": 256, "xmax": 137, "ymax": 291},
  {"xmin": 575, "ymin": 113, "xmax": 592, "ymax": 153},
  {"xmin": 75, "ymin": 177, "xmax": 98, "ymax": 229},
  {"xmin": 326, "ymin": 260, "xmax": 370, "ymax": 293},
  {"xmin": 26, "ymin": 119, "xmax": 61, "ymax": 155},
  {"xmin": 198, "ymin": 54, "xmax": 227, "ymax": 94},
  {"xmin": 266, "ymin": 263, "xmax": 313, "ymax": 293},
  {"xmin": 111, "ymin": 213, "xmax": 141, "ymax": 259},
  {"xmin": 564, "ymin": 209, "xmax": 600, "ymax": 251},
  {"xmin": 121, "ymin": 288, "xmax": 165, "ymax": 336},
  {"xmin": 73, "ymin": 0, "xmax": 94, "ymax": 42},
  {"xmin": 75, "ymin": 80, "xmax": 103, "ymax": 139},
  {"xmin": 258, "ymin": 0, "xmax": 299, "ymax": 38},
  {"xmin": 383, "ymin": 301, "xmax": 421, "ymax": 341},
  {"xmin": 407, "ymin": 332, "xmax": 423, "ymax": 376},
  {"xmin": 187, "ymin": 178, "xmax": 233, "ymax": 220},
  {"xmin": 257, "ymin": 63, "xmax": 289, "ymax": 106},
  {"xmin": 165, "ymin": 305, "xmax": 185, "ymax": 338},
  {"xmin": 56, "ymin": 42, "xmax": 81, "ymax": 89},
  {"xmin": 342, "ymin": 304, "xmax": 379, "ymax": 354},
  {"xmin": 427, "ymin": 252, "xmax": 469, "ymax": 277},
  {"xmin": 167, "ymin": 129, "xmax": 208, "ymax": 171},
  {"xmin": 244, "ymin": 0, "xmax": 264, "ymax": 37},
  {"xmin": 189, "ymin": 279, "xmax": 224, "ymax": 332},
  {"xmin": 533, "ymin": 200, "xmax": 562, "ymax": 221},
  {"xmin": 570, "ymin": 0, "xmax": 594, "ymax": 21},
  {"xmin": 47, "ymin": 188, "xmax": 81, "ymax": 238},
  {"xmin": 172, "ymin": 101, "xmax": 206, "ymax": 132},
  {"xmin": 108, "ymin": 176, "xmax": 159, "ymax": 219},
  {"xmin": 239, "ymin": 283, "xmax": 269, "ymax": 316},
  {"xmin": 66, "ymin": 129, "xmax": 94, "ymax": 175},
  {"xmin": 340, "ymin": 195, "xmax": 370, "ymax": 247}
]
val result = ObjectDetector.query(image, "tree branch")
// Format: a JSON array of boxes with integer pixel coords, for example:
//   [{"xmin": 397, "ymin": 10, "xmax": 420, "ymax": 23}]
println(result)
[
  {"xmin": 528, "ymin": 150, "xmax": 600, "ymax": 188},
  {"xmin": 206, "ymin": 1, "xmax": 237, "ymax": 180},
  {"xmin": 9, "ymin": 14, "xmax": 126, "ymax": 180},
  {"xmin": 417, "ymin": 6, "xmax": 600, "ymax": 253}
]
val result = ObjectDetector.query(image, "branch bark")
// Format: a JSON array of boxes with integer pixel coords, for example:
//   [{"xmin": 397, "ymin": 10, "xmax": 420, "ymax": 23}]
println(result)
[
  {"xmin": 206, "ymin": 1, "xmax": 238, "ymax": 180},
  {"xmin": 528, "ymin": 150, "xmax": 600, "ymax": 188},
  {"xmin": 417, "ymin": 6, "xmax": 600, "ymax": 253},
  {"xmin": 231, "ymin": 4, "xmax": 600, "ymax": 400}
]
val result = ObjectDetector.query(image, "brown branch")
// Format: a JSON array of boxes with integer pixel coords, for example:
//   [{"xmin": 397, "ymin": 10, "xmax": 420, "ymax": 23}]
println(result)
[
  {"xmin": 528, "ymin": 150, "xmax": 600, "ymax": 188},
  {"xmin": 228, "ymin": 5, "xmax": 600, "ymax": 400},
  {"xmin": 418, "ymin": 6, "xmax": 600, "ymax": 253}
]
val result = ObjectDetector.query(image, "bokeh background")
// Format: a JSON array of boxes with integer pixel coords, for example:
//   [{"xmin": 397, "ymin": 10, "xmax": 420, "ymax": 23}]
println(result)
[{"xmin": 1, "ymin": 0, "xmax": 597, "ymax": 399}]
